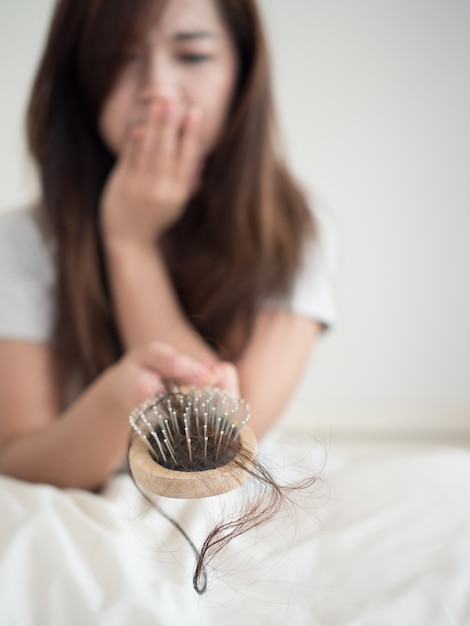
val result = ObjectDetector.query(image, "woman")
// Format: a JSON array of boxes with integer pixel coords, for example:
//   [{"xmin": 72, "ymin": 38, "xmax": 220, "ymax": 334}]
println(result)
[{"xmin": 0, "ymin": 0, "xmax": 336, "ymax": 489}]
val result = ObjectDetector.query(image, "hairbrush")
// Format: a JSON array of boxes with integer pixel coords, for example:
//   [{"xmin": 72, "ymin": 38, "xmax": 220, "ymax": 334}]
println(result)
[
  {"xmin": 128, "ymin": 385, "xmax": 258, "ymax": 499},
  {"xmin": 127, "ymin": 384, "xmax": 320, "ymax": 595}
]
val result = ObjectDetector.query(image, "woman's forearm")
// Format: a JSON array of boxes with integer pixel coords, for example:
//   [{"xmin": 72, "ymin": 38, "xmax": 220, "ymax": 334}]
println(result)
[
  {"xmin": 104, "ymin": 236, "xmax": 216, "ymax": 361},
  {"xmin": 0, "ymin": 341, "xmax": 233, "ymax": 489},
  {"xmin": 0, "ymin": 369, "xmax": 128, "ymax": 490}
]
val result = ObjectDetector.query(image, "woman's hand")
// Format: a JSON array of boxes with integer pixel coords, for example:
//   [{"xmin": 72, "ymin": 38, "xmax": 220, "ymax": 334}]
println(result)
[
  {"xmin": 0, "ymin": 341, "xmax": 237, "ymax": 489},
  {"xmin": 107, "ymin": 341, "xmax": 239, "ymax": 416},
  {"xmin": 100, "ymin": 98, "xmax": 202, "ymax": 245}
]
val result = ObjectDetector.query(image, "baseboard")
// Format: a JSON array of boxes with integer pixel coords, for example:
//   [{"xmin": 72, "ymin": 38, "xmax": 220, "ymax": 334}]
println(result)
[{"xmin": 282, "ymin": 407, "xmax": 470, "ymax": 446}]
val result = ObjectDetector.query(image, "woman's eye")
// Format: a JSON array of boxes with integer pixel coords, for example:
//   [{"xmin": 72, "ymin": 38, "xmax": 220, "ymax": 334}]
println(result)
[{"xmin": 179, "ymin": 53, "xmax": 212, "ymax": 64}]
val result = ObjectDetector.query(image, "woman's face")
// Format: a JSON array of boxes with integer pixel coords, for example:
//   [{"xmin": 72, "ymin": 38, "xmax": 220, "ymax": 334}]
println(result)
[{"xmin": 98, "ymin": 0, "xmax": 238, "ymax": 168}]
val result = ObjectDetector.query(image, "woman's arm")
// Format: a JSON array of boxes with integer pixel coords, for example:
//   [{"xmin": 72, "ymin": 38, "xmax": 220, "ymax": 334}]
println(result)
[
  {"xmin": 101, "ymin": 98, "xmax": 215, "ymax": 360},
  {"xmin": 104, "ymin": 236, "xmax": 215, "ymax": 361},
  {"xmin": 0, "ymin": 340, "xmax": 233, "ymax": 489},
  {"xmin": 0, "ymin": 340, "xmax": 125, "ymax": 489},
  {"xmin": 234, "ymin": 311, "xmax": 322, "ymax": 438}
]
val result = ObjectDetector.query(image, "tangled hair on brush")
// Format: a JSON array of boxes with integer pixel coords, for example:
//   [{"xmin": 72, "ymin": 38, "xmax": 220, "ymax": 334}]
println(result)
[{"xmin": 127, "ymin": 385, "xmax": 321, "ymax": 594}]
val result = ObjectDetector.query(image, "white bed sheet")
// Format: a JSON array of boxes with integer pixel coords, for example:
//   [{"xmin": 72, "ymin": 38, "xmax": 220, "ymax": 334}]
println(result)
[{"xmin": 0, "ymin": 428, "xmax": 469, "ymax": 626}]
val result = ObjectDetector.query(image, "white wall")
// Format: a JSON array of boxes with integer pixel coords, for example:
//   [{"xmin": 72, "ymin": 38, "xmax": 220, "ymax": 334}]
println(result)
[
  {"xmin": 257, "ymin": 0, "xmax": 470, "ymax": 438},
  {"xmin": 1, "ymin": 0, "xmax": 469, "ymax": 440},
  {"xmin": 0, "ymin": 0, "xmax": 56, "ymax": 206}
]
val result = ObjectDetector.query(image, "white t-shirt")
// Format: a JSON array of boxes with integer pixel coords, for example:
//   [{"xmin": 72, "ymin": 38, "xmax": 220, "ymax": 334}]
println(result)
[
  {"xmin": 0, "ymin": 207, "xmax": 56, "ymax": 342},
  {"xmin": 0, "ymin": 205, "xmax": 338, "ymax": 343}
]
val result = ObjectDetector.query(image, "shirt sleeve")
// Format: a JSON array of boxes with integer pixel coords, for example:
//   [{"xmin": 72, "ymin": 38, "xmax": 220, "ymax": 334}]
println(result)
[
  {"xmin": 0, "ymin": 207, "xmax": 56, "ymax": 343},
  {"xmin": 262, "ymin": 202, "xmax": 340, "ymax": 330}
]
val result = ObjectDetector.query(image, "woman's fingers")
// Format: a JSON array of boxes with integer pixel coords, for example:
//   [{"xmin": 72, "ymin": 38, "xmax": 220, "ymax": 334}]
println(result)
[
  {"xmin": 119, "ymin": 124, "xmax": 144, "ymax": 171},
  {"xmin": 137, "ymin": 102, "xmax": 163, "ymax": 169},
  {"xmin": 105, "ymin": 98, "xmax": 202, "ymax": 240},
  {"xmin": 156, "ymin": 99, "xmax": 180, "ymax": 165},
  {"xmin": 136, "ymin": 342, "xmax": 214, "ymax": 386},
  {"xmin": 211, "ymin": 362, "xmax": 240, "ymax": 396},
  {"xmin": 130, "ymin": 342, "xmax": 240, "ymax": 395},
  {"xmin": 178, "ymin": 106, "xmax": 202, "ymax": 182},
  {"xmin": 122, "ymin": 98, "xmax": 200, "ymax": 182}
]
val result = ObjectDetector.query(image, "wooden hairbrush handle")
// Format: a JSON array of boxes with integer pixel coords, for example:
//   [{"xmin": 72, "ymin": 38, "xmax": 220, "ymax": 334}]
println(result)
[{"xmin": 129, "ymin": 425, "xmax": 258, "ymax": 498}]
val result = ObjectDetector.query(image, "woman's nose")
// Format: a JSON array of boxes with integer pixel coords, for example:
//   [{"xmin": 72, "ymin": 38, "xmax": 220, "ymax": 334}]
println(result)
[{"xmin": 139, "ymin": 58, "xmax": 180, "ymax": 104}]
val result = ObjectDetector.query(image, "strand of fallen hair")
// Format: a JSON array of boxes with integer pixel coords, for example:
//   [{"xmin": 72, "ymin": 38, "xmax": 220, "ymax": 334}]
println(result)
[
  {"xmin": 193, "ymin": 456, "xmax": 286, "ymax": 587},
  {"xmin": 127, "ymin": 442, "xmax": 208, "ymax": 594},
  {"xmin": 192, "ymin": 447, "xmax": 324, "ymax": 589}
]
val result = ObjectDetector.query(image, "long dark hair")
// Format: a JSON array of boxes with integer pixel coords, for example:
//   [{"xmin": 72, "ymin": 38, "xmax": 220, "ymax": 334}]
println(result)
[{"xmin": 27, "ymin": 0, "xmax": 316, "ymax": 401}]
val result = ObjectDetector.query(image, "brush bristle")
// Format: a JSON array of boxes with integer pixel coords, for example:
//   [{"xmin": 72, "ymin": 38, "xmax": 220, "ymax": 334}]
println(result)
[{"xmin": 129, "ymin": 385, "xmax": 250, "ymax": 472}]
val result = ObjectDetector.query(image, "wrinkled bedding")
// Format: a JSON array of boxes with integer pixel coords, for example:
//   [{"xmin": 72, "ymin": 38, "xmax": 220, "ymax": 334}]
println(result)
[{"xmin": 1, "ymin": 428, "xmax": 469, "ymax": 626}]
